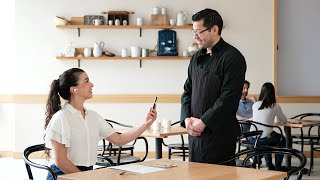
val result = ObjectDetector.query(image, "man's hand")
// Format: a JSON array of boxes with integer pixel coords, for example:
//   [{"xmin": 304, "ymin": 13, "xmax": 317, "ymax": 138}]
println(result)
[
  {"xmin": 249, "ymin": 96, "xmax": 257, "ymax": 103},
  {"xmin": 190, "ymin": 117, "xmax": 206, "ymax": 133},
  {"xmin": 185, "ymin": 118, "xmax": 201, "ymax": 136}
]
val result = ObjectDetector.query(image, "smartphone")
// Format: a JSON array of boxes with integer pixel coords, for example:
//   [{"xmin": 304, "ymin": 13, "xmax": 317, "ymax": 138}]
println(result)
[{"xmin": 152, "ymin": 96, "xmax": 158, "ymax": 109}]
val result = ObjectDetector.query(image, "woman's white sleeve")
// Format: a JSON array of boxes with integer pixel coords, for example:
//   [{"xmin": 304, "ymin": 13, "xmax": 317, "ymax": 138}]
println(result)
[
  {"xmin": 44, "ymin": 116, "xmax": 71, "ymax": 148},
  {"xmin": 275, "ymin": 104, "xmax": 287, "ymax": 123},
  {"xmin": 98, "ymin": 115, "xmax": 115, "ymax": 140}
]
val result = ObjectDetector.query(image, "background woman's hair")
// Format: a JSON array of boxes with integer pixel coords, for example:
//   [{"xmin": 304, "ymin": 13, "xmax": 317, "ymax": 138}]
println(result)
[
  {"xmin": 258, "ymin": 82, "xmax": 276, "ymax": 110},
  {"xmin": 192, "ymin": 8, "xmax": 223, "ymax": 35},
  {"xmin": 44, "ymin": 68, "xmax": 84, "ymax": 158}
]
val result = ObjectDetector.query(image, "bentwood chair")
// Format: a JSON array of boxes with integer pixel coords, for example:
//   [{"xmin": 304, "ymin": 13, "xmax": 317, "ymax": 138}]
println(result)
[
  {"xmin": 97, "ymin": 119, "xmax": 149, "ymax": 166},
  {"xmin": 219, "ymin": 147, "xmax": 307, "ymax": 180},
  {"xmin": 289, "ymin": 113, "xmax": 320, "ymax": 175},
  {"xmin": 97, "ymin": 119, "xmax": 136, "ymax": 156},
  {"xmin": 23, "ymin": 144, "xmax": 57, "ymax": 180},
  {"xmin": 162, "ymin": 121, "xmax": 189, "ymax": 161}
]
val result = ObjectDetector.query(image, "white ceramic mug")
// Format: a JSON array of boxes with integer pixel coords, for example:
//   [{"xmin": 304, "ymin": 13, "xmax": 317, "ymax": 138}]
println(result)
[
  {"xmin": 136, "ymin": 17, "xmax": 143, "ymax": 26},
  {"xmin": 84, "ymin": 48, "xmax": 92, "ymax": 57},
  {"xmin": 169, "ymin": 19, "xmax": 176, "ymax": 26},
  {"xmin": 108, "ymin": 20, "xmax": 113, "ymax": 25},
  {"xmin": 121, "ymin": 48, "xmax": 128, "ymax": 57},
  {"xmin": 182, "ymin": 50, "xmax": 189, "ymax": 57},
  {"xmin": 130, "ymin": 46, "xmax": 141, "ymax": 57},
  {"xmin": 162, "ymin": 119, "xmax": 171, "ymax": 129},
  {"xmin": 152, "ymin": 121, "xmax": 161, "ymax": 131},
  {"xmin": 94, "ymin": 19, "xmax": 102, "ymax": 26}
]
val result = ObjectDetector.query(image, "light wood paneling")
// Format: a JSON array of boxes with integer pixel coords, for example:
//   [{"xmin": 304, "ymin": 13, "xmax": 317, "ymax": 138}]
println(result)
[{"xmin": 1, "ymin": 94, "xmax": 320, "ymax": 103}]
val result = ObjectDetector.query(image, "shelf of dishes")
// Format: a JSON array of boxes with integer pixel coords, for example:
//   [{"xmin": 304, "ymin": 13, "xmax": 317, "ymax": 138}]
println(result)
[
  {"xmin": 56, "ymin": 25, "xmax": 192, "ymax": 29},
  {"xmin": 56, "ymin": 56, "xmax": 191, "ymax": 60}
]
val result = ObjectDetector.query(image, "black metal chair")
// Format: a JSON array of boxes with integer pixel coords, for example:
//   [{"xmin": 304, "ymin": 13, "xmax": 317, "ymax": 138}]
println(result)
[
  {"xmin": 23, "ymin": 144, "xmax": 57, "ymax": 180},
  {"xmin": 97, "ymin": 119, "xmax": 149, "ymax": 166},
  {"xmin": 162, "ymin": 121, "xmax": 189, "ymax": 161},
  {"xmin": 219, "ymin": 147, "xmax": 307, "ymax": 180},
  {"xmin": 290, "ymin": 113, "xmax": 320, "ymax": 151},
  {"xmin": 290, "ymin": 113, "xmax": 320, "ymax": 175},
  {"xmin": 238, "ymin": 120, "xmax": 285, "ymax": 169},
  {"xmin": 97, "ymin": 119, "xmax": 136, "ymax": 156},
  {"xmin": 237, "ymin": 120, "xmax": 259, "ymax": 152}
]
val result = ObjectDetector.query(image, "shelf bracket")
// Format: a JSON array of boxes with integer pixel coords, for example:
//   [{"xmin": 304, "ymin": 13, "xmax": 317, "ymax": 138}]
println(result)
[
  {"xmin": 139, "ymin": 28, "xmax": 142, "ymax": 37},
  {"xmin": 77, "ymin": 59, "xmax": 81, "ymax": 68},
  {"xmin": 78, "ymin": 28, "xmax": 80, "ymax": 37},
  {"xmin": 140, "ymin": 59, "xmax": 142, "ymax": 68}
]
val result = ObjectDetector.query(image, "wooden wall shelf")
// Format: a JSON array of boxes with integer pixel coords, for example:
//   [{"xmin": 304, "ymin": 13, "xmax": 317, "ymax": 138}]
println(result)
[
  {"xmin": 56, "ymin": 56, "xmax": 191, "ymax": 60},
  {"xmin": 56, "ymin": 25, "xmax": 192, "ymax": 29}
]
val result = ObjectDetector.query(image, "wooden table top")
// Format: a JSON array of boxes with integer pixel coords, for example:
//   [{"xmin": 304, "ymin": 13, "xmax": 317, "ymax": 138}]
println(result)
[
  {"xmin": 58, "ymin": 159, "xmax": 287, "ymax": 180},
  {"xmin": 142, "ymin": 127, "xmax": 188, "ymax": 138},
  {"xmin": 118, "ymin": 127, "xmax": 188, "ymax": 138}
]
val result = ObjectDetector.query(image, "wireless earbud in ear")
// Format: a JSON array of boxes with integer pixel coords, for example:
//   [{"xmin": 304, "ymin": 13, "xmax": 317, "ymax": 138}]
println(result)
[{"xmin": 73, "ymin": 88, "xmax": 77, "ymax": 92}]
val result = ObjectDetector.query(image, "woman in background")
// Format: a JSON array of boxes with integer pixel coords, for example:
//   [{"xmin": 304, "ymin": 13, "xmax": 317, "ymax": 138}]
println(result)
[
  {"xmin": 44, "ymin": 68, "xmax": 157, "ymax": 179},
  {"xmin": 249, "ymin": 82, "xmax": 287, "ymax": 171}
]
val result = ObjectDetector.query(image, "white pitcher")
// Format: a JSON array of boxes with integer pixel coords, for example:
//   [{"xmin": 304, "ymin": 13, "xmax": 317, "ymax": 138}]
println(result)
[
  {"xmin": 93, "ymin": 42, "xmax": 105, "ymax": 57},
  {"xmin": 176, "ymin": 11, "xmax": 187, "ymax": 26}
]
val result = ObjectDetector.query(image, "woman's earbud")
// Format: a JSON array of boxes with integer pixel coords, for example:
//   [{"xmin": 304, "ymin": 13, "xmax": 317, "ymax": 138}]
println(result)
[{"xmin": 73, "ymin": 88, "xmax": 77, "ymax": 92}]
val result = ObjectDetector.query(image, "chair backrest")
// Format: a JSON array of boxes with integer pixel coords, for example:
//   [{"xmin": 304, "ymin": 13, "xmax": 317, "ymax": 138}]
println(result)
[
  {"xmin": 99, "ymin": 119, "xmax": 148, "ymax": 166},
  {"xmin": 162, "ymin": 120, "xmax": 187, "ymax": 147},
  {"xmin": 238, "ymin": 130, "xmax": 263, "ymax": 148},
  {"xmin": 23, "ymin": 144, "xmax": 57, "ymax": 180},
  {"xmin": 290, "ymin": 113, "xmax": 320, "ymax": 120},
  {"xmin": 250, "ymin": 120, "xmax": 284, "ymax": 143},
  {"xmin": 219, "ymin": 146, "xmax": 307, "ymax": 180}
]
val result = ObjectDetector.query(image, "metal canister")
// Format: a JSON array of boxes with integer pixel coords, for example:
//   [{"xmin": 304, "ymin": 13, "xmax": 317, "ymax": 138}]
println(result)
[{"xmin": 142, "ymin": 48, "xmax": 149, "ymax": 57}]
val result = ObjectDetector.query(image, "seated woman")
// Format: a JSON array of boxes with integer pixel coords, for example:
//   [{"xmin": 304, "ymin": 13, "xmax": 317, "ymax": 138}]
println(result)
[
  {"xmin": 44, "ymin": 68, "xmax": 157, "ymax": 180},
  {"xmin": 249, "ymin": 82, "xmax": 287, "ymax": 171}
]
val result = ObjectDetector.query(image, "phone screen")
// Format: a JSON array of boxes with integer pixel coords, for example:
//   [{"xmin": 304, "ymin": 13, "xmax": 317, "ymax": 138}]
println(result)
[{"xmin": 152, "ymin": 97, "xmax": 158, "ymax": 109}]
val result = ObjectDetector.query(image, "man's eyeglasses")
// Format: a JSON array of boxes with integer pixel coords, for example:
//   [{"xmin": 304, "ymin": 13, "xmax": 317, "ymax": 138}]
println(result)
[{"xmin": 191, "ymin": 27, "xmax": 211, "ymax": 37}]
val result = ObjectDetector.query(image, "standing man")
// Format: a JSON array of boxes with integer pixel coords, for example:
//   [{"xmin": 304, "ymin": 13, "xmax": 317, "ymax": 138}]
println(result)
[
  {"xmin": 180, "ymin": 8, "xmax": 246, "ymax": 165},
  {"xmin": 237, "ymin": 80, "xmax": 257, "ymax": 122}
]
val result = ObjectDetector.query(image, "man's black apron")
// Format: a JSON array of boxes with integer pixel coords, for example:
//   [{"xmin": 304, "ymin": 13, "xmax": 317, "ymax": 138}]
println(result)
[{"xmin": 189, "ymin": 63, "xmax": 237, "ymax": 165}]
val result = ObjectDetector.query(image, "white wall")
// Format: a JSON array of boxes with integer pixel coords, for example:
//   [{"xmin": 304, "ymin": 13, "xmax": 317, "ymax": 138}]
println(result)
[{"xmin": 1, "ymin": 0, "xmax": 318, "ymax": 154}]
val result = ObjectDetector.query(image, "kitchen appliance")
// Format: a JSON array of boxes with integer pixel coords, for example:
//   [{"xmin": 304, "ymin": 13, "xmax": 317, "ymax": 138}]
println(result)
[{"xmin": 157, "ymin": 29, "xmax": 178, "ymax": 56}]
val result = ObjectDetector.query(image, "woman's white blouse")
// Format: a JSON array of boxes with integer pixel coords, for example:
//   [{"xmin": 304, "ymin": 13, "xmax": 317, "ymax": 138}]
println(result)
[
  {"xmin": 45, "ymin": 103, "xmax": 115, "ymax": 166},
  {"xmin": 251, "ymin": 101, "xmax": 287, "ymax": 138}
]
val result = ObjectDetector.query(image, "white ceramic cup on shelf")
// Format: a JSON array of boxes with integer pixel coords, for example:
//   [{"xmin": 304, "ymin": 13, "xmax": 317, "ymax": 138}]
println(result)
[
  {"xmin": 136, "ymin": 17, "xmax": 143, "ymax": 26},
  {"xmin": 121, "ymin": 48, "xmax": 128, "ymax": 57},
  {"xmin": 130, "ymin": 46, "xmax": 141, "ymax": 57},
  {"xmin": 84, "ymin": 48, "xmax": 92, "ymax": 57},
  {"xmin": 169, "ymin": 19, "xmax": 176, "ymax": 26},
  {"xmin": 94, "ymin": 19, "xmax": 102, "ymax": 26}
]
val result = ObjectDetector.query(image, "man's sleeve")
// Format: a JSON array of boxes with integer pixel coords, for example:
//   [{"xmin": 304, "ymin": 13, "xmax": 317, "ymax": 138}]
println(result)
[{"xmin": 180, "ymin": 58, "xmax": 194, "ymax": 128}]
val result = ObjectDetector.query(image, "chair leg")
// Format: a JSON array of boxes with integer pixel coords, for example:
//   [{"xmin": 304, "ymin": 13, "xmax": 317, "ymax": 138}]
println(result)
[
  {"xmin": 25, "ymin": 163, "xmax": 33, "ymax": 180},
  {"xmin": 309, "ymin": 143, "xmax": 314, "ymax": 176},
  {"xmin": 183, "ymin": 149, "xmax": 185, "ymax": 161},
  {"xmin": 168, "ymin": 149, "xmax": 171, "ymax": 159}
]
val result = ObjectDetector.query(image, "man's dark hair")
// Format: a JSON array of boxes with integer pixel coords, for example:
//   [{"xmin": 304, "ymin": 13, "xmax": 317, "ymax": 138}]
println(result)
[
  {"xmin": 244, "ymin": 80, "xmax": 250, "ymax": 87},
  {"xmin": 192, "ymin": 8, "xmax": 223, "ymax": 35}
]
